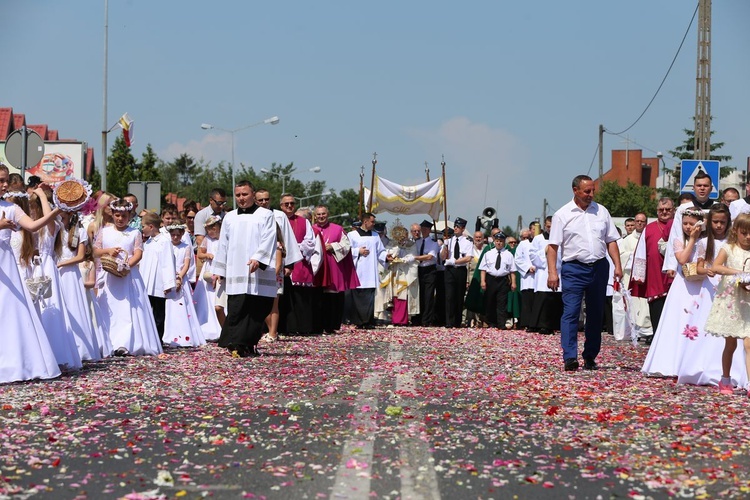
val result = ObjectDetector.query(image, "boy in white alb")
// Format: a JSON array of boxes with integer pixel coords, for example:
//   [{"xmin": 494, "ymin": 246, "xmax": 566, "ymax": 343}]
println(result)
[
  {"xmin": 140, "ymin": 212, "xmax": 176, "ymax": 339},
  {"xmin": 479, "ymin": 232, "xmax": 517, "ymax": 330}
]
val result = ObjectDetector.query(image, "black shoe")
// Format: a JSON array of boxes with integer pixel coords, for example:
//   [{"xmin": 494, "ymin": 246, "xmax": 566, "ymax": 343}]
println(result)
[
  {"xmin": 583, "ymin": 358, "xmax": 598, "ymax": 370},
  {"xmin": 564, "ymin": 358, "xmax": 579, "ymax": 371},
  {"xmin": 539, "ymin": 328, "xmax": 553, "ymax": 335}
]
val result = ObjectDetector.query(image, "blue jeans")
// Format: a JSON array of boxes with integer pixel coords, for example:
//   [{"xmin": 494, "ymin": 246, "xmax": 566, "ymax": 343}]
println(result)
[{"xmin": 560, "ymin": 259, "xmax": 609, "ymax": 361}]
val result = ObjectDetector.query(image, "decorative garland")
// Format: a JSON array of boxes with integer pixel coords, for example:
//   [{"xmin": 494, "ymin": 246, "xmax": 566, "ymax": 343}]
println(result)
[
  {"xmin": 3, "ymin": 191, "xmax": 30, "ymax": 199},
  {"xmin": 109, "ymin": 200, "xmax": 134, "ymax": 212}
]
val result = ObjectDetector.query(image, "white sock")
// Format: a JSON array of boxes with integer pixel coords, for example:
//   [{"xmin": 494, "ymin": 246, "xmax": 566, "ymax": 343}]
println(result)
[{"xmin": 721, "ymin": 376, "xmax": 731, "ymax": 385}]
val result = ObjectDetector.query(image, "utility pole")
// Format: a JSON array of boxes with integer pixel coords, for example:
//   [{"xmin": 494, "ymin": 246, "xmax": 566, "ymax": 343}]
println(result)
[
  {"xmin": 541, "ymin": 198, "xmax": 548, "ymax": 223},
  {"xmin": 516, "ymin": 215, "xmax": 523, "ymax": 236},
  {"xmin": 598, "ymin": 124, "xmax": 604, "ymax": 181},
  {"xmin": 694, "ymin": 0, "xmax": 711, "ymax": 160}
]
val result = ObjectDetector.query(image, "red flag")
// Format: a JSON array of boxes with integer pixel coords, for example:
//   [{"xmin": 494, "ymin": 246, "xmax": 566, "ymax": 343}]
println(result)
[{"xmin": 118, "ymin": 113, "xmax": 134, "ymax": 147}]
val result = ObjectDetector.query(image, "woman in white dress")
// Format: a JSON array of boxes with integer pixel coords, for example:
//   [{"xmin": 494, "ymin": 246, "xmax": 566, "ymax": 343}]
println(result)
[
  {"xmin": 163, "ymin": 224, "xmax": 206, "ymax": 347},
  {"xmin": 642, "ymin": 209, "xmax": 707, "ymax": 377},
  {"xmin": 57, "ymin": 211, "xmax": 102, "ymax": 361},
  {"xmin": 677, "ymin": 204, "xmax": 747, "ymax": 387},
  {"xmin": 0, "ymin": 167, "xmax": 63, "ymax": 384},
  {"xmin": 31, "ymin": 190, "xmax": 83, "ymax": 371},
  {"xmin": 194, "ymin": 216, "xmax": 223, "ymax": 340},
  {"xmin": 94, "ymin": 198, "xmax": 162, "ymax": 357}
]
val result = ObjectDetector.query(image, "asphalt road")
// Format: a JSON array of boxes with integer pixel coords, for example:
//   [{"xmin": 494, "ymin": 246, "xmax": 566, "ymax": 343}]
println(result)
[{"xmin": 2, "ymin": 327, "xmax": 749, "ymax": 499}]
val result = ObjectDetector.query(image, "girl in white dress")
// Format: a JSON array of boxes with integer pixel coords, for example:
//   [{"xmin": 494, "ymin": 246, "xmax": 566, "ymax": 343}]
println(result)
[
  {"xmin": 704, "ymin": 213, "xmax": 750, "ymax": 395},
  {"xmin": 6, "ymin": 191, "xmax": 36, "ymax": 282},
  {"xmin": 194, "ymin": 216, "xmax": 224, "ymax": 339},
  {"xmin": 677, "ymin": 204, "xmax": 746, "ymax": 387},
  {"xmin": 642, "ymin": 208, "xmax": 706, "ymax": 377},
  {"xmin": 31, "ymin": 190, "xmax": 83, "ymax": 371},
  {"xmin": 0, "ymin": 167, "xmax": 63, "ymax": 384},
  {"xmin": 57, "ymin": 211, "xmax": 102, "ymax": 361},
  {"xmin": 81, "ymin": 251, "xmax": 112, "ymax": 357},
  {"xmin": 163, "ymin": 224, "xmax": 206, "ymax": 347},
  {"xmin": 94, "ymin": 198, "xmax": 162, "ymax": 357}
]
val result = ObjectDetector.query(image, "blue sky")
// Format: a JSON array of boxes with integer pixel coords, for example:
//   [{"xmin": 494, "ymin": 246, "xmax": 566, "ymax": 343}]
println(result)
[{"xmin": 3, "ymin": 1, "xmax": 749, "ymax": 230}]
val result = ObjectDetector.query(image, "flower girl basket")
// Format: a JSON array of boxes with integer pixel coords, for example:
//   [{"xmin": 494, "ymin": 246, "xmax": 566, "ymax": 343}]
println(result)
[
  {"xmin": 100, "ymin": 249, "xmax": 130, "ymax": 277},
  {"xmin": 25, "ymin": 255, "xmax": 52, "ymax": 302}
]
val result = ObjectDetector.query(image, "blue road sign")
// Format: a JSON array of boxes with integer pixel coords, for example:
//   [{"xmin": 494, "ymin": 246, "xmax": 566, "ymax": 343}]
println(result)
[{"xmin": 680, "ymin": 160, "xmax": 720, "ymax": 199}]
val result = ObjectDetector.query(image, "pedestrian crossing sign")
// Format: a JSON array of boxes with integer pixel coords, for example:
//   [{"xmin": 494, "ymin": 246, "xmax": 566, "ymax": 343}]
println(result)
[{"xmin": 680, "ymin": 160, "xmax": 720, "ymax": 199}]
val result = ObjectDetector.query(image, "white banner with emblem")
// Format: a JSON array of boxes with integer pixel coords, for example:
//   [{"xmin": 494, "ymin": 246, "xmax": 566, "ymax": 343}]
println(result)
[{"xmin": 369, "ymin": 176, "xmax": 444, "ymax": 219}]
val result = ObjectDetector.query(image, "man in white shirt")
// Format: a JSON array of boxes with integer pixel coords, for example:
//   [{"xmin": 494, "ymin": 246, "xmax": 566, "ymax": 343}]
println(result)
[
  {"xmin": 440, "ymin": 217, "xmax": 474, "ymax": 328},
  {"xmin": 413, "ymin": 220, "xmax": 440, "ymax": 326},
  {"xmin": 194, "ymin": 188, "xmax": 227, "ymax": 248},
  {"xmin": 513, "ymin": 228, "xmax": 536, "ymax": 330},
  {"xmin": 479, "ymin": 232, "xmax": 517, "ymax": 329},
  {"xmin": 547, "ymin": 175, "xmax": 622, "ymax": 372}
]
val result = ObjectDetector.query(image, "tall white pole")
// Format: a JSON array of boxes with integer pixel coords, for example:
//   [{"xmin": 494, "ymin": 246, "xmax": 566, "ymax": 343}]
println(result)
[
  {"xmin": 231, "ymin": 131, "xmax": 236, "ymax": 209},
  {"xmin": 101, "ymin": 0, "xmax": 109, "ymax": 192}
]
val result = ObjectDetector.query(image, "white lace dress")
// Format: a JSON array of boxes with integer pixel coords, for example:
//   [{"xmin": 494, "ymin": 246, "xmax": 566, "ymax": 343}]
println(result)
[
  {"xmin": 705, "ymin": 244, "xmax": 750, "ymax": 339},
  {"xmin": 191, "ymin": 236, "xmax": 222, "ymax": 340},
  {"xmin": 58, "ymin": 226, "xmax": 101, "ymax": 361},
  {"xmin": 36, "ymin": 220, "xmax": 83, "ymax": 370},
  {"xmin": 163, "ymin": 241, "xmax": 206, "ymax": 347},
  {"xmin": 642, "ymin": 239, "xmax": 707, "ymax": 377},
  {"xmin": 0, "ymin": 202, "xmax": 61, "ymax": 383},
  {"xmin": 676, "ymin": 238, "xmax": 747, "ymax": 387},
  {"xmin": 95, "ymin": 226, "xmax": 162, "ymax": 356}
]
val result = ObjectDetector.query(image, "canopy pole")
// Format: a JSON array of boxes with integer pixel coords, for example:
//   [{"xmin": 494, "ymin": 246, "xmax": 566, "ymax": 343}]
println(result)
[{"xmin": 367, "ymin": 152, "xmax": 377, "ymax": 215}]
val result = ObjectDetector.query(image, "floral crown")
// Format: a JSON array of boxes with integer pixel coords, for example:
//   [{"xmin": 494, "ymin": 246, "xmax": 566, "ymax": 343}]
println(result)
[
  {"xmin": 165, "ymin": 223, "xmax": 187, "ymax": 232},
  {"xmin": 109, "ymin": 200, "xmax": 134, "ymax": 212},
  {"xmin": 204, "ymin": 215, "xmax": 222, "ymax": 228},
  {"xmin": 683, "ymin": 208, "xmax": 705, "ymax": 220},
  {"xmin": 3, "ymin": 191, "xmax": 30, "ymax": 200}
]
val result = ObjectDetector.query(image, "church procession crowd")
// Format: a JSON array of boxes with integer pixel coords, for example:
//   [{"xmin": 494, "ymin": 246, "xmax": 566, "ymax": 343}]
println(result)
[{"xmin": 2, "ymin": 166, "xmax": 750, "ymax": 399}]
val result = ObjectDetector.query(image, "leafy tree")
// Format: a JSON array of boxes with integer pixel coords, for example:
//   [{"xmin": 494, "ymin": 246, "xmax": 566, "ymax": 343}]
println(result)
[
  {"xmin": 500, "ymin": 225, "xmax": 516, "ymax": 238},
  {"xmin": 106, "ymin": 135, "xmax": 136, "ymax": 197},
  {"xmin": 158, "ymin": 160, "xmax": 180, "ymax": 199},
  {"xmin": 172, "ymin": 153, "xmax": 200, "ymax": 187},
  {"xmin": 324, "ymin": 188, "xmax": 361, "ymax": 226},
  {"xmin": 87, "ymin": 167, "xmax": 101, "ymax": 192},
  {"xmin": 134, "ymin": 144, "xmax": 161, "ymax": 182},
  {"xmin": 595, "ymin": 181, "xmax": 657, "ymax": 217},
  {"xmin": 667, "ymin": 121, "xmax": 734, "ymax": 182}
]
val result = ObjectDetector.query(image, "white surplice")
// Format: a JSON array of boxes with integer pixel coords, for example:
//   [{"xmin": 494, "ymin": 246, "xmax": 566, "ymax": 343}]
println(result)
[{"xmin": 213, "ymin": 207, "xmax": 277, "ymax": 298}]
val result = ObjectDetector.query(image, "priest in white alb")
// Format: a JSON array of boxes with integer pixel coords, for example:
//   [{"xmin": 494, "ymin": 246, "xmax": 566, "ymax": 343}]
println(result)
[
  {"xmin": 212, "ymin": 180, "xmax": 277, "ymax": 358},
  {"xmin": 348, "ymin": 212, "xmax": 387, "ymax": 329}
]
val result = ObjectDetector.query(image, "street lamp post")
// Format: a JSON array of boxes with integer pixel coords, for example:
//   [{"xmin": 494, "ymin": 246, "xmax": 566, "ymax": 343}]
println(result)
[
  {"xmin": 260, "ymin": 166, "xmax": 321, "ymax": 194},
  {"xmin": 295, "ymin": 189, "xmax": 332, "ymax": 204},
  {"xmin": 201, "ymin": 115, "xmax": 280, "ymax": 209}
]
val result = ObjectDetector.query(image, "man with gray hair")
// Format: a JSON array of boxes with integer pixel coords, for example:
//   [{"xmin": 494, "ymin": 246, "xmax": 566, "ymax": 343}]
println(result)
[{"xmin": 629, "ymin": 197, "xmax": 675, "ymax": 341}]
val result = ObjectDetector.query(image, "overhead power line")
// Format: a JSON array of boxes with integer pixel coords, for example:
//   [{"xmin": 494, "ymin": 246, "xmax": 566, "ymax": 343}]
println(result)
[{"xmin": 606, "ymin": 3, "xmax": 699, "ymax": 136}]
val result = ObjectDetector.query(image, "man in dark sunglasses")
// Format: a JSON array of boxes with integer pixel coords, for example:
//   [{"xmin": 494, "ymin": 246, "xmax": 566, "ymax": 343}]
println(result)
[{"xmin": 194, "ymin": 188, "xmax": 228, "ymax": 248}]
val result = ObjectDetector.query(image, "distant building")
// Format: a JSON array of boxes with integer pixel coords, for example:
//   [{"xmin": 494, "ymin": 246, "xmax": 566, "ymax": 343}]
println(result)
[
  {"xmin": 596, "ymin": 147, "xmax": 747, "ymax": 197},
  {"xmin": 0, "ymin": 106, "xmax": 96, "ymax": 182},
  {"xmin": 593, "ymin": 149, "xmax": 659, "ymax": 190}
]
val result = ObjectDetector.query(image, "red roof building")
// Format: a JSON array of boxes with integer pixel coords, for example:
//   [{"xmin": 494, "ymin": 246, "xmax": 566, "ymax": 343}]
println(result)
[
  {"xmin": 594, "ymin": 149, "xmax": 660, "ymax": 190},
  {"xmin": 1, "ymin": 106, "xmax": 95, "ymax": 178}
]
